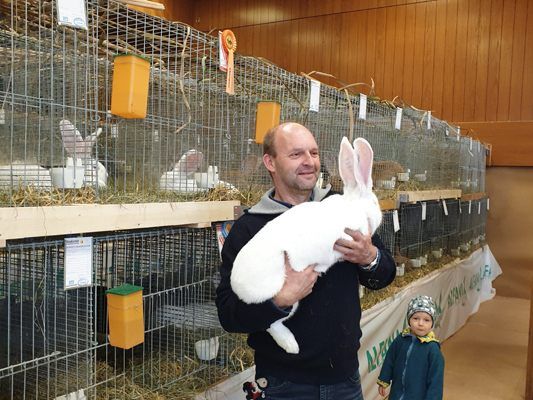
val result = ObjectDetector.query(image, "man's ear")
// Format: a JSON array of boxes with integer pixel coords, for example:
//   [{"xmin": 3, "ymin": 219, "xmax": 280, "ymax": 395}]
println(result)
[{"xmin": 263, "ymin": 153, "xmax": 275, "ymax": 173}]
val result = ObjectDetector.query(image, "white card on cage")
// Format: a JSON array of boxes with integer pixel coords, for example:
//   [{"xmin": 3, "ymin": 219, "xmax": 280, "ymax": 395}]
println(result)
[{"xmin": 309, "ymin": 80, "xmax": 321, "ymax": 112}]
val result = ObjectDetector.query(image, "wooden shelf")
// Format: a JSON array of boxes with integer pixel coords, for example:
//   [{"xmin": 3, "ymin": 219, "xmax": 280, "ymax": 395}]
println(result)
[
  {"xmin": 0, "ymin": 200, "xmax": 239, "ymax": 247},
  {"xmin": 460, "ymin": 192, "xmax": 487, "ymax": 201},
  {"xmin": 397, "ymin": 189, "xmax": 462, "ymax": 204}
]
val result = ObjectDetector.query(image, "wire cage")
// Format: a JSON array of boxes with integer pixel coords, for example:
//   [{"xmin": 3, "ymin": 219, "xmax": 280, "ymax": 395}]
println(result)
[
  {"xmin": 376, "ymin": 210, "xmax": 395, "ymax": 256},
  {"xmin": 421, "ymin": 201, "xmax": 445, "ymax": 261},
  {"xmin": 441, "ymin": 199, "xmax": 462, "ymax": 256},
  {"xmin": 0, "ymin": 0, "xmax": 487, "ymax": 206},
  {"xmin": 397, "ymin": 203, "xmax": 424, "ymax": 266},
  {"xmin": 0, "ymin": 226, "xmax": 252, "ymax": 400},
  {"xmin": 458, "ymin": 200, "xmax": 476, "ymax": 253},
  {"xmin": 0, "ymin": 240, "xmax": 94, "ymax": 400}
]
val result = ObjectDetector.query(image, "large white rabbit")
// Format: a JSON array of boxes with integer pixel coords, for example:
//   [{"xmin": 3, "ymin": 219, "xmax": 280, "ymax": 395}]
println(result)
[
  {"xmin": 59, "ymin": 119, "xmax": 108, "ymax": 188},
  {"xmin": 230, "ymin": 137, "xmax": 382, "ymax": 354}
]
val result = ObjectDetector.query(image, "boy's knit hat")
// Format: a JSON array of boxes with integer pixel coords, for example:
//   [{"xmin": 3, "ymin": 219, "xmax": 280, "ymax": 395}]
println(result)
[{"xmin": 407, "ymin": 295, "xmax": 436, "ymax": 326}]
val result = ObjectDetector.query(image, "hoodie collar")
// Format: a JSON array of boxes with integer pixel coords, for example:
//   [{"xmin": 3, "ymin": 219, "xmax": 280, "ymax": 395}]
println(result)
[
  {"xmin": 247, "ymin": 185, "xmax": 332, "ymax": 214},
  {"xmin": 401, "ymin": 327, "xmax": 440, "ymax": 343}
]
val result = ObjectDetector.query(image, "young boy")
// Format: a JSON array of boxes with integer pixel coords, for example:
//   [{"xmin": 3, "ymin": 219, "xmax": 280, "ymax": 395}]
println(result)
[{"xmin": 377, "ymin": 295, "xmax": 444, "ymax": 400}]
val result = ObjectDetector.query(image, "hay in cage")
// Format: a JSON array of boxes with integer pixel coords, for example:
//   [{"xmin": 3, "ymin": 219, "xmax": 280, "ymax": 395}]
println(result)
[{"xmin": 0, "ymin": 0, "xmax": 487, "ymax": 206}]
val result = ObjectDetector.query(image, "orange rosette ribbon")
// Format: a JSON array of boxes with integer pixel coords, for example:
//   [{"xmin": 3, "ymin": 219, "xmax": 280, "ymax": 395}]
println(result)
[{"xmin": 222, "ymin": 29, "xmax": 237, "ymax": 95}]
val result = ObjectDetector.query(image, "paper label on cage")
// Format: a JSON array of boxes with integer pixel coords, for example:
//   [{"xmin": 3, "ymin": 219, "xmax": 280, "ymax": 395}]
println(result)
[
  {"xmin": 442, "ymin": 199, "xmax": 448, "ymax": 216},
  {"xmin": 477, "ymin": 140, "xmax": 480, "ymax": 152},
  {"xmin": 468, "ymin": 200, "xmax": 472, "ymax": 214},
  {"xmin": 426, "ymin": 111, "xmax": 431, "ymax": 130},
  {"xmin": 218, "ymin": 31, "xmax": 228, "ymax": 72},
  {"xmin": 0, "ymin": 108, "xmax": 4, "ymax": 125},
  {"xmin": 469, "ymin": 137, "xmax": 473, "ymax": 151},
  {"xmin": 393, "ymin": 210, "xmax": 400, "ymax": 232},
  {"xmin": 358, "ymin": 94, "xmax": 367, "ymax": 120},
  {"xmin": 395, "ymin": 107, "xmax": 402, "ymax": 130},
  {"xmin": 487, "ymin": 198, "xmax": 490, "ymax": 211},
  {"xmin": 64, "ymin": 237, "xmax": 93, "ymax": 290},
  {"xmin": 457, "ymin": 126, "xmax": 461, "ymax": 140},
  {"xmin": 111, "ymin": 124, "xmax": 118, "ymax": 138},
  {"xmin": 56, "ymin": 0, "xmax": 88, "ymax": 30},
  {"xmin": 478, "ymin": 201, "xmax": 481, "ymax": 214},
  {"xmin": 421, "ymin": 202, "xmax": 427, "ymax": 220},
  {"xmin": 309, "ymin": 80, "xmax": 321, "ymax": 112},
  {"xmin": 153, "ymin": 129, "xmax": 159, "ymax": 142},
  {"xmin": 445, "ymin": 127, "xmax": 449, "ymax": 136}
]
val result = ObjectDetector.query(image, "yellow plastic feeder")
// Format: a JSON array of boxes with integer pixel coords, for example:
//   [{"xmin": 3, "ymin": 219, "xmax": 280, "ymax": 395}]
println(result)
[
  {"xmin": 106, "ymin": 284, "xmax": 144, "ymax": 349},
  {"xmin": 110, "ymin": 54, "xmax": 150, "ymax": 119},
  {"xmin": 255, "ymin": 101, "xmax": 281, "ymax": 144}
]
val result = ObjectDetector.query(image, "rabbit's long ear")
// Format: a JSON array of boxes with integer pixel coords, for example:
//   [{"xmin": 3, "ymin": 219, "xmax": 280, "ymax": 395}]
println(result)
[
  {"xmin": 353, "ymin": 138, "xmax": 374, "ymax": 191},
  {"xmin": 338, "ymin": 136, "xmax": 358, "ymax": 192},
  {"xmin": 175, "ymin": 149, "xmax": 203, "ymax": 176},
  {"xmin": 60, "ymin": 119, "xmax": 84, "ymax": 156}
]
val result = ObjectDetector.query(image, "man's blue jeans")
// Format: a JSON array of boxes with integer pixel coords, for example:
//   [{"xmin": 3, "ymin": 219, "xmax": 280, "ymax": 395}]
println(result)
[{"xmin": 260, "ymin": 372, "xmax": 364, "ymax": 400}]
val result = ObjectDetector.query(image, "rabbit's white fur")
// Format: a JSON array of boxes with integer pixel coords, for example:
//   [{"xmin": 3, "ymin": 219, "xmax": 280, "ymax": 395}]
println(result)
[
  {"xmin": 159, "ymin": 149, "xmax": 203, "ymax": 193},
  {"xmin": 59, "ymin": 119, "xmax": 108, "ymax": 188},
  {"xmin": 231, "ymin": 137, "xmax": 382, "ymax": 354}
]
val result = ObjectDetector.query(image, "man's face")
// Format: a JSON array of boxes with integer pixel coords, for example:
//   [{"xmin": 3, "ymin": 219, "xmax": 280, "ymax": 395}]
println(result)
[{"xmin": 264, "ymin": 126, "xmax": 320, "ymax": 193}]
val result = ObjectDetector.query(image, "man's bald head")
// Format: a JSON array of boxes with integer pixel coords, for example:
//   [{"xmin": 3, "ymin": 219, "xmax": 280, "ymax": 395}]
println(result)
[{"xmin": 263, "ymin": 122, "xmax": 314, "ymax": 157}]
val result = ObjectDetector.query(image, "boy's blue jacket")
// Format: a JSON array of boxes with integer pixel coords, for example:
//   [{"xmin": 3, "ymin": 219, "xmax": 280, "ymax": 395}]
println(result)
[{"xmin": 377, "ymin": 329, "xmax": 444, "ymax": 400}]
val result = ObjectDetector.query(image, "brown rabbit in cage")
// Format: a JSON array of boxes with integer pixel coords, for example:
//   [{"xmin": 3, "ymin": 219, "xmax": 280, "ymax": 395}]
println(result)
[{"xmin": 372, "ymin": 160, "xmax": 404, "ymax": 182}]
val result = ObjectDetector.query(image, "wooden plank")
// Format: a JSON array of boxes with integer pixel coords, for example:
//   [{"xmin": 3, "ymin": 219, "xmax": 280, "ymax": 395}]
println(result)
[
  {"xmin": 456, "ymin": 121, "xmax": 533, "ymax": 166},
  {"xmin": 441, "ymin": 0, "xmax": 458, "ymax": 122},
  {"xmin": 473, "ymin": 0, "xmax": 491, "ymax": 121},
  {"xmin": 402, "ymin": 3, "xmax": 416, "ymax": 102},
  {"xmin": 379, "ymin": 199, "xmax": 397, "ymax": 210},
  {"xmin": 382, "ymin": 5, "xmax": 396, "ymax": 100},
  {"xmin": 496, "ymin": 0, "xmax": 516, "ymax": 120},
  {"xmin": 411, "ymin": 2, "xmax": 426, "ymax": 107},
  {"xmin": 484, "ymin": 0, "xmax": 503, "ymax": 120},
  {"xmin": 460, "ymin": 192, "xmax": 487, "ymax": 202},
  {"xmin": 431, "ymin": 0, "xmax": 446, "ymax": 118},
  {"xmin": 397, "ymin": 189, "xmax": 462, "ymax": 203},
  {"xmin": 523, "ymin": 2, "xmax": 533, "ymax": 120},
  {"xmin": 391, "ymin": 2, "xmax": 406, "ymax": 100},
  {"xmin": 421, "ymin": 0, "xmax": 435, "ymax": 111},
  {"xmin": 0, "ymin": 201, "xmax": 240, "ymax": 247},
  {"xmin": 462, "ymin": 0, "xmax": 480, "ymax": 122},
  {"xmin": 508, "ymin": 0, "xmax": 528, "ymax": 120},
  {"xmin": 451, "ymin": 0, "xmax": 468, "ymax": 121}
]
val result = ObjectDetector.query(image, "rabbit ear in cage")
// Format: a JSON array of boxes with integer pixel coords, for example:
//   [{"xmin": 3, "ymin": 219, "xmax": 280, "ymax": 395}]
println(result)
[
  {"xmin": 173, "ymin": 149, "xmax": 203, "ymax": 177},
  {"xmin": 59, "ymin": 119, "xmax": 99, "ymax": 159},
  {"xmin": 59, "ymin": 119, "xmax": 85, "ymax": 157},
  {"xmin": 84, "ymin": 126, "xmax": 102, "ymax": 146}
]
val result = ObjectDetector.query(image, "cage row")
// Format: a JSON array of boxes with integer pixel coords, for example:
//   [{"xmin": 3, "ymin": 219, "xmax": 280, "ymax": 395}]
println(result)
[{"xmin": 0, "ymin": 0, "xmax": 487, "ymax": 206}]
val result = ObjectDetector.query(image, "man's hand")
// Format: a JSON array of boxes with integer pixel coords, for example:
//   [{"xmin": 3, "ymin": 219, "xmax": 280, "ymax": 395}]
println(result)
[
  {"xmin": 273, "ymin": 253, "xmax": 319, "ymax": 308},
  {"xmin": 333, "ymin": 228, "xmax": 377, "ymax": 265},
  {"xmin": 378, "ymin": 385, "xmax": 388, "ymax": 397}
]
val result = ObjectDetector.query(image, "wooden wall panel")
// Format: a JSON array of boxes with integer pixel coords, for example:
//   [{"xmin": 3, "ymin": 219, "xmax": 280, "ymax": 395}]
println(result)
[
  {"xmin": 129, "ymin": 0, "xmax": 193, "ymax": 24},
  {"xmin": 181, "ymin": 0, "xmax": 533, "ymax": 126}
]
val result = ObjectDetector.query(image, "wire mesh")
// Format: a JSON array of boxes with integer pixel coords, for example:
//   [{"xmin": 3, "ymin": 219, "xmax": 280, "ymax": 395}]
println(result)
[
  {"xmin": 0, "ymin": 0, "xmax": 486, "ymax": 206},
  {"xmin": 0, "ymin": 240, "xmax": 94, "ymax": 400},
  {"xmin": 0, "ymin": 226, "xmax": 251, "ymax": 399}
]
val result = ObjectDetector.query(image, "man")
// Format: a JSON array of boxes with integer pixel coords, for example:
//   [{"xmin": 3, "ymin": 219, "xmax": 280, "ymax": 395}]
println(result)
[{"xmin": 216, "ymin": 122, "xmax": 396, "ymax": 399}]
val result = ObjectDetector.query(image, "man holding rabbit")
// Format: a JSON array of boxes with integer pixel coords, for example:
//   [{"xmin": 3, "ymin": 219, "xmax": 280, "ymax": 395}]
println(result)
[{"xmin": 216, "ymin": 122, "xmax": 396, "ymax": 399}]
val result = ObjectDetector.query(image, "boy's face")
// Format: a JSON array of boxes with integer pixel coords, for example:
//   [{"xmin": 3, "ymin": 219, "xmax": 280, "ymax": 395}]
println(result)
[{"xmin": 409, "ymin": 311, "xmax": 433, "ymax": 337}]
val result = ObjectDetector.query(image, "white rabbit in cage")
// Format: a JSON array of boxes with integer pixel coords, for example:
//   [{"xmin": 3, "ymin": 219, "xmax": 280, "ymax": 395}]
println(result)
[
  {"xmin": 159, "ymin": 149, "xmax": 204, "ymax": 192},
  {"xmin": 230, "ymin": 137, "xmax": 382, "ymax": 354},
  {"xmin": 59, "ymin": 119, "xmax": 108, "ymax": 188}
]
